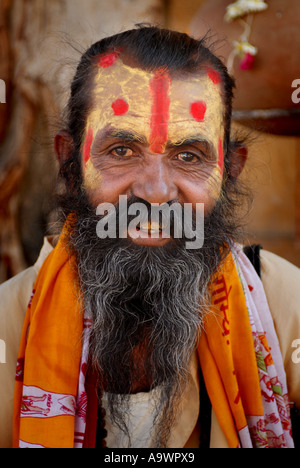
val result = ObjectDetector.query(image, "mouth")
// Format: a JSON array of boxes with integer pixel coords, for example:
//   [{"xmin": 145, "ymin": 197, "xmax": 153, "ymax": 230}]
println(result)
[
  {"xmin": 128, "ymin": 221, "xmax": 171, "ymax": 246},
  {"xmin": 137, "ymin": 221, "xmax": 163, "ymax": 235}
]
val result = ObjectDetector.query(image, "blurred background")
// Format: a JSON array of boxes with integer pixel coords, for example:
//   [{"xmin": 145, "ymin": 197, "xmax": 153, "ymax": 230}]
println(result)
[{"xmin": 0, "ymin": 0, "xmax": 299, "ymax": 283}]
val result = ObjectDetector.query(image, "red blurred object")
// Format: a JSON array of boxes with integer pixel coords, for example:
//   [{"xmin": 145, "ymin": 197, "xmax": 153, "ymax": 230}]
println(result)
[{"xmin": 240, "ymin": 53, "xmax": 255, "ymax": 71}]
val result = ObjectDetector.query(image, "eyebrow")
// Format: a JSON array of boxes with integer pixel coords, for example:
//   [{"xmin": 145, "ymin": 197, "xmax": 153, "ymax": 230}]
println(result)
[
  {"xmin": 92, "ymin": 128, "xmax": 216, "ymax": 158},
  {"xmin": 167, "ymin": 137, "xmax": 215, "ymax": 155},
  {"xmin": 93, "ymin": 128, "xmax": 148, "ymax": 147}
]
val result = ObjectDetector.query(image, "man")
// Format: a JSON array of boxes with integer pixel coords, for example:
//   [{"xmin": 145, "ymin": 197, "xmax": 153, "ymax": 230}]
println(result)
[{"xmin": 0, "ymin": 25, "xmax": 299, "ymax": 448}]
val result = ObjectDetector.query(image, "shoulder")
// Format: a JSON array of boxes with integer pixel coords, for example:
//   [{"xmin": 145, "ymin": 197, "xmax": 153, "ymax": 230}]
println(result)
[
  {"xmin": 260, "ymin": 249, "xmax": 300, "ymax": 290},
  {"xmin": 0, "ymin": 265, "xmax": 40, "ymax": 367},
  {"xmin": 0, "ymin": 236, "xmax": 55, "ymax": 336},
  {"xmin": 260, "ymin": 249, "xmax": 300, "ymax": 336},
  {"xmin": 0, "ymin": 267, "xmax": 37, "ymax": 323},
  {"xmin": 260, "ymin": 250, "xmax": 300, "ymax": 407}
]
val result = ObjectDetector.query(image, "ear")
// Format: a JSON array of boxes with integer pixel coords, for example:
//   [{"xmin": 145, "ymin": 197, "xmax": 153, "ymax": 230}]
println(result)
[
  {"xmin": 54, "ymin": 130, "xmax": 75, "ymax": 167},
  {"xmin": 228, "ymin": 143, "xmax": 248, "ymax": 180}
]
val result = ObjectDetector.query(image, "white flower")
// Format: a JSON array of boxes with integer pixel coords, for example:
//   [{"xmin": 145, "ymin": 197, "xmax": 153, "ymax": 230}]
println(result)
[
  {"xmin": 225, "ymin": 0, "xmax": 268, "ymax": 21},
  {"xmin": 233, "ymin": 41, "xmax": 258, "ymax": 56}
]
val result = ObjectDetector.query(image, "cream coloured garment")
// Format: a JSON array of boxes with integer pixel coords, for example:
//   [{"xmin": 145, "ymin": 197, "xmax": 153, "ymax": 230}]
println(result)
[
  {"xmin": 259, "ymin": 250, "xmax": 300, "ymax": 410},
  {"xmin": 0, "ymin": 240, "xmax": 299, "ymax": 448},
  {"xmin": 102, "ymin": 388, "xmax": 162, "ymax": 448},
  {"xmin": 102, "ymin": 349, "xmax": 200, "ymax": 448}
]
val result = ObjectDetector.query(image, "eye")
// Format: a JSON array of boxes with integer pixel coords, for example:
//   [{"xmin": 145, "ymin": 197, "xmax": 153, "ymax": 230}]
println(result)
[
  {"xmin": 110, "ymin": 146, "xmax": 134, "ymax": 158},
  {"xmin": 176, "ymin": 152, "xmax": 201, "ymax": 163}
]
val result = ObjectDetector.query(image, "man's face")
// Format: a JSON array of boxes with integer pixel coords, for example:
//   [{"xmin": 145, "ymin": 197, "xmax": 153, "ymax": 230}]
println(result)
[{"xmin": 81, "ymin": 52, "xmax": 225, "ymax": 246}]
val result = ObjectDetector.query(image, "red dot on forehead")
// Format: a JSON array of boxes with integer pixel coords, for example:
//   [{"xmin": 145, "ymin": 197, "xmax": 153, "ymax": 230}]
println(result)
[
  {"xmin": 190, "ymin": 101, "xmax": 206, "ymax": 122},
  {"xmin": 111, "ymin": 98, "xmax": 129, "ymax": 115},
  {"xmin": 98, "ymin": 52, "xmax": 118, "ymax": 68},
  {"xmin": 207, "ymin": 67, "xmax": 221, "ymax": 85}
]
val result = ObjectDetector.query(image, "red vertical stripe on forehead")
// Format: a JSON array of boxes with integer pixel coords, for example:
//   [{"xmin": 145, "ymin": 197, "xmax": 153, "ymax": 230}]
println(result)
[
  {"xmin": 149, "ymin": 68, "xmax": 170, "ymax": 154},
  {"xmin": 83, "ymin": 127, "xmax": 93, "ymax": 165},
  {"xmin": 218, "ymin": 138, "xmax": 224, "ymax": 174}
]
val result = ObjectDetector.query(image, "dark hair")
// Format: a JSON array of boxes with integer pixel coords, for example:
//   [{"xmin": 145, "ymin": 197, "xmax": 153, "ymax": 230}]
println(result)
[{"xmin": 62, "ymin": 25, "xmax": 235, "ymax": 178}]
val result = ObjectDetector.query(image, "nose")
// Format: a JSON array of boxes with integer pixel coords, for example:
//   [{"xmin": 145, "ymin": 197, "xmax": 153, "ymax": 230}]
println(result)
[{"xmin": 131, "ymin": 156, "xmax": 178, "ymax": 204}]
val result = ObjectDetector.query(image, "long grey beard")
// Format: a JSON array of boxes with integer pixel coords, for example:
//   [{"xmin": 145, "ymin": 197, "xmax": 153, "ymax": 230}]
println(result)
[{"xmin": 67, "ymin": 195, "xmax": 230, "ymax": 447}]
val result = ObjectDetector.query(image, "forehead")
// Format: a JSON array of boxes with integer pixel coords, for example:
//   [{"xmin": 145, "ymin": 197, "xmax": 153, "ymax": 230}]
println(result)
[{"xmin": 86, "ymin": 53, "xmax": 224, "ymax": 149}]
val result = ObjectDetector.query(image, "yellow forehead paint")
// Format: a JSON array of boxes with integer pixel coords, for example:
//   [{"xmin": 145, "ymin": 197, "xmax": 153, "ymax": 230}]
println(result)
[
  {"xmin": 82, "ymin": 52, "xmax": 225, "ymax": 187},
  {"xmin": 82, "ymin": 159, "xmax": 102, "ymax": 191}
]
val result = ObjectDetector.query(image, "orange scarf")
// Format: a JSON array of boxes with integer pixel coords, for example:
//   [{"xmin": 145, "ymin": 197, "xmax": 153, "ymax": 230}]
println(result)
[
  {"xmin": 198, "ymin": 254, "xmax": 267, "ymax": 448},
  {"xmin": 12, "ymin": 230, "xmax": 83, "ymax": 448},
  {"xmin": 12, "ymin": 232, "xmax": 293, "ymax": 448}
]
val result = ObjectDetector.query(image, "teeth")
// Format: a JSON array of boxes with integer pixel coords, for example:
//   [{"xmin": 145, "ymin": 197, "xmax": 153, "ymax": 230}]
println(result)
[
  {"xmin": 139, "ymin": 228, "xmax": 160, "ymax": 233},
  {"xmin": 139, "ymin": 221, "xmax": 161, "ymax": 232}
]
